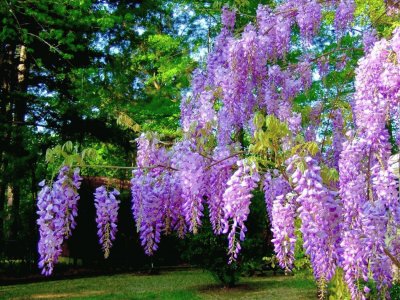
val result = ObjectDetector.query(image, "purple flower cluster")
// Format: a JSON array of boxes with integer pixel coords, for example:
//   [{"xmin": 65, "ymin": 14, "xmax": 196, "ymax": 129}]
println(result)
[
  {"xmin": 263, "ymin": 170, "xmax": 291, "ymax": 220},
  {"xmin": 37, "ymin": 166, "xmax": 81, "ymax": 276},
  {"xmin": 171, "ymin": 141, "xmax": 207, "ymax": 234},
  {"xmin": 137, "ymin": 175, "xmax": 165, "ymax": 255},
  {"xmin": 289, "ymin": 156, "xmax": 342, "ymax": 282},
  {"xmin": 222, "ymin": 160, "xmax": 260, "ymax": 263},
  {"xmin": 264, "ymin": 64, "xmax": 304, "ymax": 126},
  {"xmin": 338, "ymin": 29, "xmax": 400, "ymax": 298},
  {"xmin": 94, "ymin": 186, "xmax": 120, "ymax": 258},
  {"xmin": 181, "ymin": 2, "xmax": 333, "ymax": 149},
  {"xmin": 295, "ymin": 0, "xmax": 322, "ymax": 41},
  {"xmin": 339, "ymin": 138, "xmax": 386, "ymax": 299},
  {"xmin": 334, "ymin": 0, "xmax": 355, "ymax": 33},
  {"xmin": 131, "ymin": 134, "xmax": 178, "ymax": 255},
  {"xmin": 37, "ymin": 182, "xmax": 61, "ymax": 276},
  {"xmin": 257, "ymin": 4, "xmax": 292, "ymax": 60},
  {"xmin": 221, "ymin": 5, "xmax": 236, "ymax": 29},
  {"xmin": 180, "ymin": 71, "xmax": 216, "ymax": 135},
  {"xmin": 160, "ymin": 172, "xmax": 186, "ymax": 237},
  {"xmin": 270, "ymin": 193, "xmax": 296, "ymax": 271},
  {"xmin": 207, "ymin": 147, "xmax": 235, "ymax": 234},
  {"xmin": 317, "ymin": 56, "xmax": 330, "ymax": 78},
  {"xmin": 263, "ymin": 169, "xmax": 295, "ymax": 272},
  {"xmin": 362, "ymin": 29, "xmax": 378, "ymax": 53}
]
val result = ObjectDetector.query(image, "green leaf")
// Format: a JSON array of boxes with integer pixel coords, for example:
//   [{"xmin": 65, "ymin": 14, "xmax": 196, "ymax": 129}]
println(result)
[{"xmin": 62, "ymin": 141, "xmax": 73, "ymax": 153}]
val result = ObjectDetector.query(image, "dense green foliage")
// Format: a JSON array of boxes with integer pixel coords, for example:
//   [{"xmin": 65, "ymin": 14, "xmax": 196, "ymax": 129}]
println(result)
[{"xmin": 0, "ymin": 0, "xmax": 208, "ymax": 259}]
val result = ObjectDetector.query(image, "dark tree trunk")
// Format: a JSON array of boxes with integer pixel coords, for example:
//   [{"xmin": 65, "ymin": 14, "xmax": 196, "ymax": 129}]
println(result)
[
  {"xmin": 8, "ymin": 44, "xmax": 29, "ymax": 241},
  {"xmin": 0, "ymin": 182, "xmax": 5, "ymax": 252},
  {"xmin": 9, "ymin": 184, "xmax": 21, "ymax": 240},
  {"xmin": 0, "ymin": 43, "xmax": 15, "ymax": 247}
]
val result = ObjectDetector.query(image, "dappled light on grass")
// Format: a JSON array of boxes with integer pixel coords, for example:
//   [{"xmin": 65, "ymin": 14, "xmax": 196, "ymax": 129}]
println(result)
[
  {"xmin": 0, "ymin": 269, "xmax": 316, "ymax": 300},
  {"xmin": 30, "ymin": 291, "xmax": 106, "ymax": 299}
]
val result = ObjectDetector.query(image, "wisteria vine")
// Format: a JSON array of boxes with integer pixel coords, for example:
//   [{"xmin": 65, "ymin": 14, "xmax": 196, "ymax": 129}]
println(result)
[
  {"xmin": 127, "ymin": 3, "xmax": 399, "ymax": 298},
  {"xmin": 36, "ymin": 2, "xmax": 400, "ymax": 299}
]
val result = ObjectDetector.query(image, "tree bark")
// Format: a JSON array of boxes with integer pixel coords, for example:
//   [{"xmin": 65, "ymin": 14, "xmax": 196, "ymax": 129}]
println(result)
[
  {"xmin": 9, "ymin": 44, "xmax": 29, "ymax": 241},
  {"xmin": 82, "ymin": 176, "xmax": 131, "ymax": 190},
  {"xmin": 0, "ymin": 182, "xmax": 5, "ymax": 251},
  {"xmin": 0, "ymin": 43, "xmax": 15, "ymax": 247}
]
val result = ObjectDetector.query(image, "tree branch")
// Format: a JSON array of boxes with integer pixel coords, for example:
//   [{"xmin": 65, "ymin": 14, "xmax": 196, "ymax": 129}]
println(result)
[
  {"xmin": 205, "ymin": 151, "xmax": 244, "ymax": 170},
  {"xmin": 384, "ymin": 247, "xmax": 400, "ymax": 269}
]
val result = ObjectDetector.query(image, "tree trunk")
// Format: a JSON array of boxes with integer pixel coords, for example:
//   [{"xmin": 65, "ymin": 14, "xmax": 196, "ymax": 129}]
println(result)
[
  {"xmin": 8, "ymin": 44, "xmax": 29, "ymax": 241},
  {"xmin": 8, "ymin": 184, "xmax": 21, "ymax": 240},
  {"xmin": 0, "ymin": 43, "xmax": 15, "ymax": 247},
  {"xmin": 0, "ymin": 182, "xmax": 5, "ymax": 252}
]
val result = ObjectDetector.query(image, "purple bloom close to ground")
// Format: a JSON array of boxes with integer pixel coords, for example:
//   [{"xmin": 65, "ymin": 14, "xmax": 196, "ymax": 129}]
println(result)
[
  {"xmin": 37, "ymin": 166, "xmax": 82, "ymax": 276},
  {"xmin": 94, "ymin": 185, "xmax": 120, "ymax": 258}
]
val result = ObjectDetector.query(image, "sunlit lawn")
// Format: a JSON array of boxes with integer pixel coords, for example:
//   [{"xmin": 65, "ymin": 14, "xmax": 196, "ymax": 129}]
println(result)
[{"xmin": 0, "ymin": 269, "xmax": 317, "ymax": 300}]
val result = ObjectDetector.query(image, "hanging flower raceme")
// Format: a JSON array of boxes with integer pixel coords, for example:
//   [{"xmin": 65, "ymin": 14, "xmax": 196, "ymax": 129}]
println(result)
[
  {"xmin": 263, "ymin": 170, "xmax": 291, "ymax": 220},
  {"xmin": 362, "ymin": 29, "xmax": 378, "ymax": 53},
  {"xmin": 289, "ymin": 156, "xmax": 342, "ymax": 284},
  {"xmin": 338, "ymin": 30, "xmax": 400, "ymax": 298},
  {"xmin": 354, "ymin": 30, "xmax": 400, "ymax": 139},
  {"xmin": 206, "ymin": 147, "xmax": 236, "ymax": 235},
  {"xmin": 37, "ymin": 181, "xmax": 63, "ymax": 276},
  {"xmin": 94, "ymin": 186, "xmax": 120, "ymax": 258},
  {"xmin": 139, "ymin": 175, "xmax": 164, "ymax": 255},
  {"xmin": 160, "ymin": 171, "xmax": 186, "ymax": 238},
  {"xmin": 221, "ymin": 5, "xmax": 236, "ymax": 29},
  {"xmin": 334, "ymin": 0, "xmax": 355, "ymax": 33},
  {"xmin": 263, "ymin": 169, "xmax": 295, "ymax": 272},
  {"xmin": 270, "ymin": 193, "xmax": 297, "ymax": 272},
  {"xmin": 222, "ymin": 159, "xmax": 260, "ymax": 263},
  {"xmin": 339, "ymin": 30, "xmax": 400, "ymax": 299},
  {"xmin": 36, "ymin": 166, "xmax": 82, "ymax": 276},
  {"xmin": 295, "ymin": 0, "xmax": 322, "ymax": 41},
  {"xmin": 339, "ymin": 136, "xmax": 394, "ymax": 299},
  {"xmin": 131, "ymin": 169, "xmax": 145, "ymax": 233},
  {"xmin": 257, "ymin": 3, "xmax": 293, "ymax": 60},
  {"xmin": 132, "ymin": 168, "xmax": 169, "ymax": 256},
  {"xmin": 65, "ymin": 167, "xmax": 82, "ymax": 237},
  {"xmin": 131, "ymin": 134, "xmax": 169, "ymax": 255},
  {"xmin": 180, "ymin": 70, "xmax": 217, "ymax": 135},
  {"xmin": 222, "ymin": 25, "xmax": 259, "ymax": 130},
  {"xmin": 171, "ymin": 141, "xmax": 207, "ymax": 234}
]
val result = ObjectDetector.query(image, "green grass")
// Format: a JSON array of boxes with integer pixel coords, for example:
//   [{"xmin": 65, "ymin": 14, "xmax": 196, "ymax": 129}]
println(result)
[{"xmin": 0, "ymin": 269, "xmax": 317, "ymax": 300}]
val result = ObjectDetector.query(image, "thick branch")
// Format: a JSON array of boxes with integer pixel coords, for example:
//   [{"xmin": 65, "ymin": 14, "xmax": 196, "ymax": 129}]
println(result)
[
  {"xmin": 82, "ymin": 176, "xmax": 130, "ymax": 190},
  {"xmin": 205, "ymin": 151, "xmax": 244, "ymax": 170},
  {"xmin": 384, "ymin": 247, "xmax": 400, "ymax": 269}
]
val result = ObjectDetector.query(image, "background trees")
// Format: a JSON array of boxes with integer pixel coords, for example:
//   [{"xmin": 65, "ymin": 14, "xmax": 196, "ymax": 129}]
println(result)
[
  {"xmin": 0, "ymin": 0, "xmax": 263, "ymax": 268},
  {"xmin": 0, "ymin": 0, "xmax": 198, "ymax": 259}
]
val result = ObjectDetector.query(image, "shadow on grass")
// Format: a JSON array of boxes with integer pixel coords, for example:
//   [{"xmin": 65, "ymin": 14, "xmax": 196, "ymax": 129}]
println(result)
[
  {"xmin": 193, "ymin": 273, "xmax": 317, "ymax": 300},
  {"xmin": 196, "ymin": 279, "xmax": 282, "ymax": 291}
]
